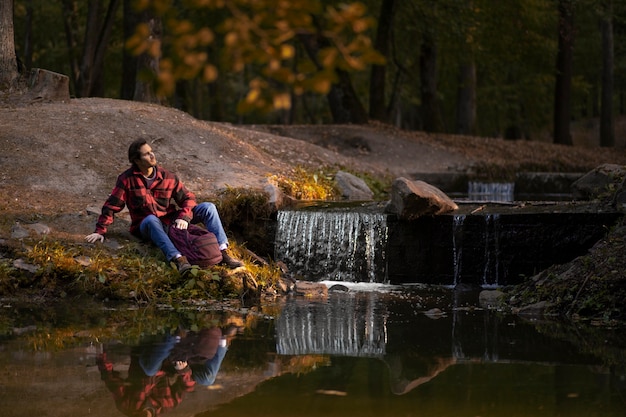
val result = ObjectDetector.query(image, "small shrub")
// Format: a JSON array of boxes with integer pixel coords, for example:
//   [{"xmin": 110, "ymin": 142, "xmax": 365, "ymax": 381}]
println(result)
[{"xmin": 267, "ymin": 166, "xmax": 337, "ymax": 200}]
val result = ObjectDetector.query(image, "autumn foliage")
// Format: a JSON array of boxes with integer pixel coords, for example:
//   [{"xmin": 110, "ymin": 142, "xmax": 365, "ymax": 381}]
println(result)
[{"xmin": 127, "ymin": 0, "xmax": 384, "ymax": 112}]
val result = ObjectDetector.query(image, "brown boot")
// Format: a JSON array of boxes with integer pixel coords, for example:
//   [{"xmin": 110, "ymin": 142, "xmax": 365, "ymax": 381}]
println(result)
[
  {"xmin": 174, "ymin": 255, "xmax": 192, "ymax": 276},
  {"xmin": 220, "ymin": 250, "xmax": 243, "ymax": 269}
]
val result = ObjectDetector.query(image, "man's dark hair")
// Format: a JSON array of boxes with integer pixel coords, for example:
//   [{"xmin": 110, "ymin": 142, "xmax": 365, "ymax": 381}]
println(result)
[{"xmin": 128, "ymin": 138, "xmax": 148, "ymax": 164}]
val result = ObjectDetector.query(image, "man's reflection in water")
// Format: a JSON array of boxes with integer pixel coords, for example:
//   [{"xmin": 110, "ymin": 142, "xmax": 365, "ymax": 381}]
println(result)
[{"xmin": 96, "ymin": 326, "xmax": 238, "ymax": 417}]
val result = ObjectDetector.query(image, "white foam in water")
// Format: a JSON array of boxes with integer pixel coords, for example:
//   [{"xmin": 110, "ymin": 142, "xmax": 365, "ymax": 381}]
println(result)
[{"xmin": 319, "ymin": 280, "xmax": 402, "ymax": 292}]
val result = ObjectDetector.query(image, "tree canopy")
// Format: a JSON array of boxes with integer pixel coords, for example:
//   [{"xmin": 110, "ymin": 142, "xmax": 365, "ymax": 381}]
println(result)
[{"xmin": 3, "ymin": 0, "xmax": 626, "ymax": 144}]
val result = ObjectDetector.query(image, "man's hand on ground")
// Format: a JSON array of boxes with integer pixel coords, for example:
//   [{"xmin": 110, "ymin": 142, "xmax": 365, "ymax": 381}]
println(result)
[{"xmin": 85, "ymin": 233, "xmax": 104, "ymax": 243}]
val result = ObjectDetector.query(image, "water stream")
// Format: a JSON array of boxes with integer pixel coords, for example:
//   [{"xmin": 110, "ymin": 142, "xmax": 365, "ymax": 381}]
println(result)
[
  {"xmin": 274, "ymin": 208, "xmax": 389, "ymax": 283},
  {"xmin": 1, "ymin": 292, "xmax": 624, "ymax": 417},
  {"xmin": 467, "ymin": 181, "xmax": 515, "ymax": 202},
  {"xmin": 273, "ymin": 203, "xmax": 619, "ymax": 288}
]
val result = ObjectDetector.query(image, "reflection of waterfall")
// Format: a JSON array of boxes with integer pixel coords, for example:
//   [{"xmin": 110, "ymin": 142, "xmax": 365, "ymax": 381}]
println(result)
[
  {"xmin": 451, "ymin": 304, "xmax": 500, "ymax": 362},
  {"xmin": 452, "ymin": 215, "xmax": 465, "ymax": 286},
  {"xmin": 468, "ymin": 182, "xmax": 515, "ymax": 202},
  {"xmin": 274, "ymin": 209, "xmax": 388, "ymax": 282},
  {"xmin": 275, "ymin": 294, "xmax": 387, "ymax": 357},
  {"xmin": 450, "ymin": 214, "xmax": 503, "ymax": 287}
]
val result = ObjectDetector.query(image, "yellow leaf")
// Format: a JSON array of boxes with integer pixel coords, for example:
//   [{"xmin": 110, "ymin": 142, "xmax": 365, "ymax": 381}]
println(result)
[
  {"xmin": 320, "ymin": 48, "xmax": 337, "ymax": 68},
  {"xmin": 269, "ymin": 59, "xmax": 280, "ymax": 71},
  {"xmin": 313, "ymin": 78, "xmax": 331, "ymax": 94},
  {"xmin": 232, "ymin": 59, "xmax": 244, "ymax": 72},
  {"xmin": 197, "ymin": 27, "xmax": 215, "ymax": 45},
  {"xmin": 148, "ymin": 40, "xmax": 162, "ymax": 58},
  {"xmin": 280, "ymin": 44, "xmax": 295, "ymax": 59},
  {"xmin": 134, "ymin": 0, "xmax": 149, "ymax": 11},
  {"xmin": 225, "ymin": 32, "xmax": 238, "ymax": 47},
  {"xmin": 174, "ymin": 19, "xmax": 194, "ymax": 35},
  {"xmin": 273, "ymin": 93, "xmax": 291, "ymax": 110},
  {"xmin": 352, "ymin": 18, "xmax": 370, "ymax": 33},
  {"xmin": 203, "ymin": 64, "xmax": 218, "ymax": 82},
  {"xmin": 246, "ymin": 88, "xmax": 260, "ymax": 103}
]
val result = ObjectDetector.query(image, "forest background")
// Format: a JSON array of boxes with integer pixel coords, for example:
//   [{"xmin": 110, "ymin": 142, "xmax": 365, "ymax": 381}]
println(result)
[{"xmin": 1, "ymin": 0, "xmax": 625, "ymax": 149}]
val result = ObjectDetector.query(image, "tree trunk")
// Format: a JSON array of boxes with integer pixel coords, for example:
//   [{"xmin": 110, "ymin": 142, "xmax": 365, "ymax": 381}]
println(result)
[
  {"xmin": 73, "ymin": 0, "xmax": 120, "ymax": 98},
  {"xmin": 420, "ymin": 32, "xmax": 444, "ymax": 133},
  {"xmin": 369, "ymin": 0, "xmax": 396, "ymax": 122},
  {"xmin": 91, "ymin": 0, "xmax": 121, "ymax": 97},
  {"xmin": 61, "ymin": 0, "xmax": 81, "ymax": 95},
  {"xmin": 455, "ymin": 0, "xmax": 477, "ymax": 136},
  {"xmin": 0, "ymin": 0, "xmax": 19, "ymax": 88},
  {"xmin": 22, "ymin": 0, "xmax": 34, "ymax": 70},
  {"xmin": 456, "ymin": 61, "xmax": 476, "ymax": 135},
  {"xmin": 299, "ymin": 32, "xmax": 368, "ymax": 124},
  {"xmin": 133, "ymin": 10, "xmax": 161, "ymax": 103},
  {"xmin": 326, "ymin": 68, "xmax": 369, "ymax": 124},
  {"xmin": 120, "ymin": 0, "xmax": 138, "ymax": 100},
  {"xmin": 553, "ymin": 0, "xmax": 574, "ymax": 146},
  {"xmin": 600, "ymin": 1, "xmax": 614, "ymax": 147},
  {"xmin": 75, "ymin": 0, "xmax": 100, "ymax": 97}
]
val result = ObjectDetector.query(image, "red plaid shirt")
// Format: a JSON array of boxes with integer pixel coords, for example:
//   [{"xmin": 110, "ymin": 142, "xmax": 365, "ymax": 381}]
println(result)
[
  {"xmin": 95, "ymin": 165, "xmax": 197, "ymax": 236},
  {"xmin": 97, "ymin": 354, "xmax": 195, "ymax": 416}
]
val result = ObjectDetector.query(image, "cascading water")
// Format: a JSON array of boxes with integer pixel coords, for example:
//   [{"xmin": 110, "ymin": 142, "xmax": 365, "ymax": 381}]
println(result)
[
  {"xmin": 273, "ymin": 203, "xmax": 619, "ymax": 287},
  {"xmin": 274, "ymin": 208, "xmax": 389, "ymax": 282},
  {"xmin": 450, "ymin": 213, "xmax": 502, "ymax": 288},
  {"xmin": 452, "ymin": 215, "xmax": 465, "ymax": 286},
  {"xmin": 468, "ymin": 182, "xmax": 515, "ymax": 202},
  {"xmin": 482, "ymin": 214, "xmax": 501, "ymax": 287}
]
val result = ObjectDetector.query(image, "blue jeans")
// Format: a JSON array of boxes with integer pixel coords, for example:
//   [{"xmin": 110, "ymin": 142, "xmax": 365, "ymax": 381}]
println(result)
[
  {"xmin": 139, "ymin": 202, "xmax": 229, "ymax": 261},
  {"xmin": 138, "ymin": 334, "xmax": 179, "ymax": 376},
  {"xmin": 138, "ymin": 333, "xmax": 228, "ymax": 386},
  {"xmin": 189, "ymin": 346, "xmax": 228, "ymax": 386}
]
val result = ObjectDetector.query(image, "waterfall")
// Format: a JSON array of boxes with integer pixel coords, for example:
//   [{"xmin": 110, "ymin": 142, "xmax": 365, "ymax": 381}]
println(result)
[
  {"xmin": 482, "ymin": 214, "xmax": 501, "ymax": 287},
  {"xmin": 272, "ymin": 204, "xmax": 618, "ymax": 287},
  {"xmin": 452, "ymin": 215, "xmax": 466, "ymax": 286},
  {"xmin": 451, "ymin": 213, "xmax": 502, "ymax": 287},
  {"xmin": 274, "ymin": 209, "xmax": 389, "ymax": 282},
  {"xmin": 468, "ymin": 182, "xmax": 515, "ymax": 202}
]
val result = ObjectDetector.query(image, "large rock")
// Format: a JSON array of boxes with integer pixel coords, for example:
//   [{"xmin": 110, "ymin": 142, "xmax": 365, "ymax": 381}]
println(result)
[
  {"xmin": 612, "ymin": 176, "xmax": 626, "ymax": 212},
  {"xmin": 26, "ymin": 68, "xmax": 70, "ymax": 102},
  {"xmin": 571, "ymin": 163, "xmax": 625, "ymax": 201},
  {"xmin": 334, "ymin": 170, "xmax": 374, "ymax": 201},
  {"xmin": 385, "ymin": 177, "xmax": 458, "ymax": 220}
]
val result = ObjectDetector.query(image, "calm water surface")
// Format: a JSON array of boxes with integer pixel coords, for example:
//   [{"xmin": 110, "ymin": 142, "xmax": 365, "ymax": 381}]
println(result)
[{"xmin": 1, "ymin": 287, "xmax": 624, "ymax": 417}]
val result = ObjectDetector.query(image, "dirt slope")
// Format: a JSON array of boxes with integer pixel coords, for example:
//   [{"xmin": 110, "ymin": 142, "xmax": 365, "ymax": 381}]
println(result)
[{"xmin": 2, "ymin": 97, "xmax": 625, "ymax": 219}]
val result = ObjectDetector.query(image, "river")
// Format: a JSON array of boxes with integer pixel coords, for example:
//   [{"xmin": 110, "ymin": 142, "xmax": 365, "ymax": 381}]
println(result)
[{"xmin": 1, "ymin": 286, "xmax": 624, "ymax": 417}]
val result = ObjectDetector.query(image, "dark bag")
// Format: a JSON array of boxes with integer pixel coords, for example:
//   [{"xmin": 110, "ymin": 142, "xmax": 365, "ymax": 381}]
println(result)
[{"xmin": 168, "ymin": 224, "xmax": 222, "ymax": 267}]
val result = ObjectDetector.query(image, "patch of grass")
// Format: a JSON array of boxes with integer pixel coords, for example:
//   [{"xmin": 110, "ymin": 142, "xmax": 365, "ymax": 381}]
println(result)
[
  {"xmin": 214, "ymin": 187, "xmax": 272, "ymax": 227},
  {"xmin": 267, "ymin": 166, "xmax": 337, "ymax": 200},
  {"xmin": 4, "ymin": 235, "xmax": 282, "ymax": 304}
]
